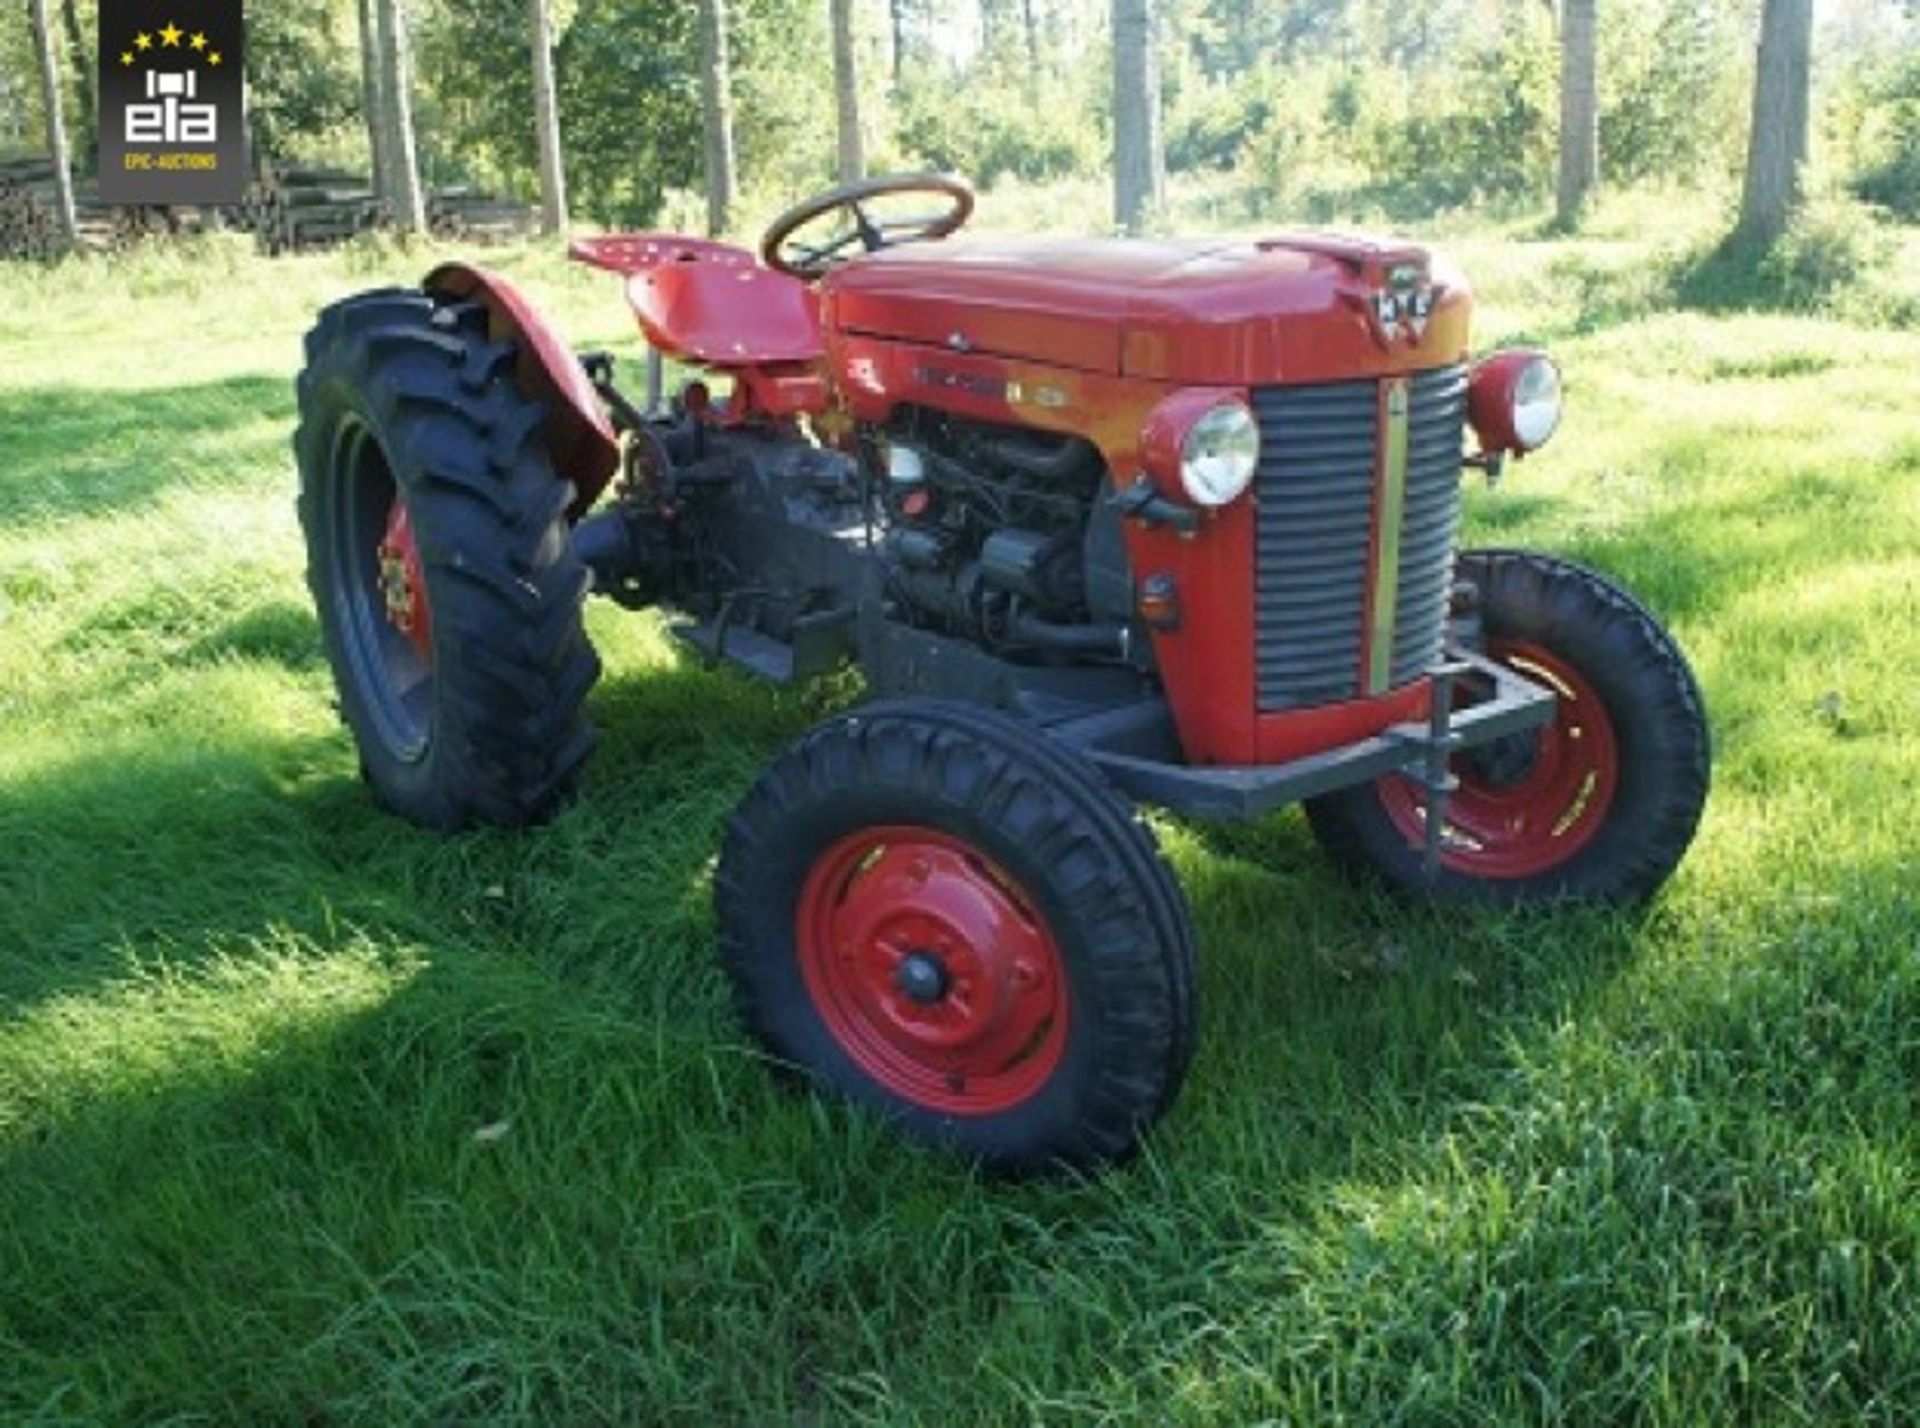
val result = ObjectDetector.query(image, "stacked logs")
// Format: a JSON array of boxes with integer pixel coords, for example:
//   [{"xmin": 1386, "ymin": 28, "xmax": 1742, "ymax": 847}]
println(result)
[
  {"xmin": 246, "ymin": 165, "xmax": 537, "ymax": 254},
  {"xmin": 245, "ymin": 165, "xmax": 382, "ymax": 255},
  {"xmin": 3, "ymin": 155, "xmax": 537, "ymax": 260},
  {"xmin": 0, "ymin": 157, "xmax": 99, "ymax": 259},
  {"xmin": 2, "ymin": 156, "xmax": 220, "ymax": 259}
]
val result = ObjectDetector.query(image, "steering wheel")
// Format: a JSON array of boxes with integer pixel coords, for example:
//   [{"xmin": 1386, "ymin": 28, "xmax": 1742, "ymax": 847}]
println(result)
[{"xmin": 761, "ymin": 172, "xmax": 975, "ymax": 281}]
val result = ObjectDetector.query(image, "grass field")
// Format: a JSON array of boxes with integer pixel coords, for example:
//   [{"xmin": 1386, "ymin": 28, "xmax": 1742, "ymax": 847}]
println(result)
[{"xmin": 2, "ymin": 194, "xmax": 1918, "ymax": 1424}]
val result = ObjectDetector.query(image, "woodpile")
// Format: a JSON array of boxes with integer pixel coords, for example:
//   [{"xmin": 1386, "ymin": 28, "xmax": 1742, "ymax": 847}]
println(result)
[
  {"xmin": 1, "ymin": 156, "xmax": 94, "ymax": 260},
  {"xmin": 2, "ymin": 154, "xmax": 538, "ymax": 261},
  {"xmin": 244, "ymin": 165, "xmax": 383, "ymax": 255},
  {"xmin": 244, "ymin": 165, "xmax": 538, "ymax": 255},
  {"xmin": 2, "ymin": 156, "xmax": 220, "ymax": 260}
]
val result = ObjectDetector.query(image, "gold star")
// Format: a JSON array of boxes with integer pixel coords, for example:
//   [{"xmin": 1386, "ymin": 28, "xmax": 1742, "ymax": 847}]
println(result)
[
  {"xmin": 207, "ymin": 51, "xmax": 221, "ymax": 66},
  {"xmin": 190, "ymin": 32, "xmax": 207, "ymax": 50},
  {"xmin": 158, "ymin": 22, "xmax": 183, "ymax": 46},
  {"xmin": 120, "ymin": 50, "xmax": 133, "ymax": 65},
  {"xmin": 134, "ymin": 31, "xmax": 152, "ymax": 49}
]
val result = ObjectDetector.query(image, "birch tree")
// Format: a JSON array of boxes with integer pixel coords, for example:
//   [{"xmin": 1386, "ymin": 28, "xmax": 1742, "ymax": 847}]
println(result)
[
  {"xmin": 1111, "ymin": 0, "xmax": 1163, "ymax": 232},
  {"xmin": 530, "ymin": 0, "xmax": 568, "ymax": 234},
  {"xmin": 375, "ymin": 0, "xmax": 427, "ymax": 233},
  {"xmin": 1556, "ymin": 0, "xmax": 1597, "ymax": 226},
  {"xmin": 1737, "ymin": 0, "xmax": 1815, "ymax": 247},
  {"xmin": 830, "ymin": 0, "xmax": 864, "ymax": 183},
  {"xmin": 698, "ymin": 0, "xmax": 737, "ymax": 236},
  {"xmin": 27, "ymin": 0, "xmax": 77, "ymax": 250},
  {"xmin": 356, "ymin": 0, "xmax": 392, "ymax": 201}
]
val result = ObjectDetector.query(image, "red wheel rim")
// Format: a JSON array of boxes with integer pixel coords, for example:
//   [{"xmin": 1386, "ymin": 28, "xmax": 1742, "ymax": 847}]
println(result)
[
  {"xmin": 796, "ymin": 826, "xmax": 1069, "ymax": 1115},
  {"xmin": 376, "ymin": 498, "xmax": 433, "ymax": 664},
  {"xmin": 1379, "ymin": 640, "xmax": 1620, "ymax": 879}
]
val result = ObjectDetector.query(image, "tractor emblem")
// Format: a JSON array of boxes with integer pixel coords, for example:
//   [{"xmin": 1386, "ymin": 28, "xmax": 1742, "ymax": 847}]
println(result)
[{"xmin": 1371, "ymin": 261, "xmax": 1436, "ymax": 346}]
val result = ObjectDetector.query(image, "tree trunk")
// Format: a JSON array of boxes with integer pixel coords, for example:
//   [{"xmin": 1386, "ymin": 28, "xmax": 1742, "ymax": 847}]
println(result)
[
  {"xmin": 27, "ymin": 0, "xmax": 77, "ymax": 250},
  {"xmin": 1556, "ymin": 0, "xmax": 1598, "ymax": 226},
  {"xmin": 1023, "ymin": 0, "xmax": 1042, "ymax": 82},
  {"xmin": 56, "ymin": 0, "xmax": 94, "ymax": 169},
  {"xmin": 1110, "ymin": 0, "xmax": 1162, "ymax": 233},
  {"xmin": 376, "ymin": 0, "xmax": 428, "ymax": 233},
  {"xmin": 530, "ymin": 0, "xmax": 568, "ymax": 235},
  {"xmin": 1737, "ymin": 0, "xmax": 1815, "ymax": 248},
  {"xmin": 830, "ymin": 0, "xmax": 864, "ymax": 183},
  {"xmin": 356, "ymin": 0, "xmax": 392, "ymax": 201},
  {"xmin": 889, "ymin": 0, "xmax": 906, "ymax": 84},
  {"xmin": 698, "ymin": 0, "xmax": 738, "ymax": 236}
]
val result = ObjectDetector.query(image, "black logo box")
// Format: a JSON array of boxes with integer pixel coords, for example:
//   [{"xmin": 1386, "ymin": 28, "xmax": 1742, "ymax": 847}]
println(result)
[{"xmin": 98, "ymin": 0, "xmax": 247, "ymax": 204}]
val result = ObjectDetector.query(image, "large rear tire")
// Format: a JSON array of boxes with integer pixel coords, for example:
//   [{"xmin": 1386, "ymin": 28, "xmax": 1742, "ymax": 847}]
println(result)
[
  {"xmin": 1306, "ymin": 550, "xmax": 1710, "ymax": 905},
  {"xmin": 293, "ymin": 288, "xmax": 599, "ymax": 829},
  {"xmin": 715, "ymin": 700, "xmax": 1197, "ymax": 1174}
]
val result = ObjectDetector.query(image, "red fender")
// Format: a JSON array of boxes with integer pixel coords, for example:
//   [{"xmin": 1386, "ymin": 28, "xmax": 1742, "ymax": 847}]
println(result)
[{"xmin": 423, "ymin": 262, "xmax": 620, "ymax": 515}]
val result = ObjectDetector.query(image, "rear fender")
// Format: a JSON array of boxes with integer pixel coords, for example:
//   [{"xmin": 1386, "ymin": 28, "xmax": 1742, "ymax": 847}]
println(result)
[{"xmin": 423, "ymin": 261, "xmax": 619, "ymax": 515}]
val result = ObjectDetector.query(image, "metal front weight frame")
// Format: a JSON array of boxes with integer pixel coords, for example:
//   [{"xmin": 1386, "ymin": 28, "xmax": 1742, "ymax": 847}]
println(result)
[{"xmin": 1045, "ymin": 649, "xmax": 1558, "ymax": 835}]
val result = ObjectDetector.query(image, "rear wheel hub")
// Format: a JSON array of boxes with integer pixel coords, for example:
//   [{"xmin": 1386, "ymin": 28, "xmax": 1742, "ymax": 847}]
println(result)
[{"xmin": 376, "ymin": 500, "xmax": 432, "ymax": 663}]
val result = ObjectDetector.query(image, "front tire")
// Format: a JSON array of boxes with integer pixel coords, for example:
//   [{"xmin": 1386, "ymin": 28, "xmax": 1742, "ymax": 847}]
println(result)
[
  {"xmin": 1306, "ymin": 550, "xmax": 1710, "ymax": 904},
  {"xmin": 715, "ymin": 700, "xmax": 1197, "ymax": 1174},
  {"xmin": 293, "ymin": 288, "xmax": 599, "ymax": 829}
]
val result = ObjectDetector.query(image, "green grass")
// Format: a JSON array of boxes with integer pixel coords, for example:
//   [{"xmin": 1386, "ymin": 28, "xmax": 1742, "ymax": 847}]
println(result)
[{"xmin": 2, "ymin": 195, "xmax": 1918, "ymax": 1424}]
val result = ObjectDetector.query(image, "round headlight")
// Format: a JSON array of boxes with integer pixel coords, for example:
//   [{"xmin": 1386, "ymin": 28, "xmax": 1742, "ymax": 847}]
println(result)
[
  {"xmin": 1467, "ymin": 349, "xmax": 1563, "ymax": 458},
  {"xmin": 1511, "ymin": 357, "xmax": 1562, "ymax": 450},
  {"xmin": 1180, "ymin": 402, "xmax": 1260, "ymax": 507}
]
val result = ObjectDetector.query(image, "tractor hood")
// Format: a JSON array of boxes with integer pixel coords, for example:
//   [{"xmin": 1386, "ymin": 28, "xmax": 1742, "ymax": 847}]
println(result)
[{"xmin": 821, "ymin": 232, "xmax": 1472, "ymax": 386}]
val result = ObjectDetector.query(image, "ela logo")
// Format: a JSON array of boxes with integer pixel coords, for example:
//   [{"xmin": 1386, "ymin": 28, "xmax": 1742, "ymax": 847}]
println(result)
[
  {"xmin": 98, "ymin": 2, "xmax": 246, "ymax": 204},
  {"xmin": 127, "ymin": 71, "xmax": 218, "ymax": 144}
]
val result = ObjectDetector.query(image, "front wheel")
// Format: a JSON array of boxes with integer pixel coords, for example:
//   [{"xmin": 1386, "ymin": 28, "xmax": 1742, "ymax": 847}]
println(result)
[
  {"xmin": 714, "ymin": 700, "xmax": 1197, "ymax": 1174},
  {"xmin": 1306, "ymin": 550, "xmax": 1710, "ymax": 905}
]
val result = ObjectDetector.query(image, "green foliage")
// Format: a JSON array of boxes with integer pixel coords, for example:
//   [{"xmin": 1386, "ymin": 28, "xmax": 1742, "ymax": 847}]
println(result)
[
  {"xmin": 1850, "ymin": 49, "xmax": 1920, "ymax": 219},
  {"xmin": 1599, "ymin": 0, "xmax": 1749, "ymax": 189},
  {"xmin": 1667, "ymin": 198, "xmax": 1909, "ymax": 329},
  {"xmin": 1362, "ymin": 12, "xmax": 1558, "ymax": 212},
  {"xmin": 414, "ymin": 0, "xmax": 542, "ymax": 190},
  {"xmin": 244, "ymin": 0, "xmax": 362, "ymax": 164},
  {"xmin": 894, "ymin": 64, "xmax": 1101, "ymax": 189},
  {"xmin": 554, "ymin": 0, "xmax": 702, "ymax": 225}
]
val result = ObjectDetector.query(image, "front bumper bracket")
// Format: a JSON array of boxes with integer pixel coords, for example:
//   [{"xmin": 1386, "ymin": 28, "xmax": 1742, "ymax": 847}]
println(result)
[{"xmin": 1045, "ymin": 649, "xmax": 1557, "ymax": 823}]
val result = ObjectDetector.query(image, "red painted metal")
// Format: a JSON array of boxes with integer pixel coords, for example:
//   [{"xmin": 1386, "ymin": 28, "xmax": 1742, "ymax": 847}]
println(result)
[
  {"xmin": 376, "ymin": 498, "xmax": 432, "ymax": 663},
  {"xmin": 796, "ymin": 826, "xmax": 1068, "ymax": 1115},
  {"xmin": 821, "ymin": 232, "xmax": 1471, "ymax": 384},
  {"xmin": 1254, "ymin": 682, "xmax": 1432, "ymax": 764},
  {"xmin": 568, "ymin": 234, "xmax": 828, "ymax": 420},
  {"xmin": 568, "ymin": 233, "xmax": 824, "ymax": 366},
  {"xmin": 422, "ymin": 262, "xmax": 620, "ymax": 514},
  {"xmin": 1377, "ymin": 641, "xmax": 1620, "ymax": 878}
]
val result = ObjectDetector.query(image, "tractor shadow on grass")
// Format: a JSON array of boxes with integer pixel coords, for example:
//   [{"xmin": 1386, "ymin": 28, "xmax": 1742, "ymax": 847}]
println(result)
[{"xmin": 0, "ymin": 374, "xmax": 294, "ymax": 527}]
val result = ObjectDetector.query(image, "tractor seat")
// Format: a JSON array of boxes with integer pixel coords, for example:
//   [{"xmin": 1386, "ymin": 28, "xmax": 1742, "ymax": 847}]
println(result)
[{"xmin": 568, "ymin": 234, "xmax": 824, "ymax": 367}]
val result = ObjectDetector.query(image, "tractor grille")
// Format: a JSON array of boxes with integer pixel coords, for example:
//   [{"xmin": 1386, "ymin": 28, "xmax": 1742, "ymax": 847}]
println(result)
[{"xmin": 1251, "ymin": 365, "xmax": 1467, "ymax": 711}]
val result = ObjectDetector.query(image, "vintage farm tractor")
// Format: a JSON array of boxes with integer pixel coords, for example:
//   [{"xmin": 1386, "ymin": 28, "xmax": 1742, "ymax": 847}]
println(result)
[{"xmin": 294, "ymin": 173, "xmax": 1710, "ymax": 1171}]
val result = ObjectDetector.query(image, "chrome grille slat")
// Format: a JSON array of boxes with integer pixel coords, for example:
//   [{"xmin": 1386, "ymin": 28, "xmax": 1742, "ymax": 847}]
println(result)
[{"xmin": 1251, "ymin": 365, "xmax": 1467, "ymax": 711}]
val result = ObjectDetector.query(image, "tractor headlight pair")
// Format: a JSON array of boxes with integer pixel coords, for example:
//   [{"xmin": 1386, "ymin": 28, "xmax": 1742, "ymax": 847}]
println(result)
[
  {"xmin": 1468, "ymin": 349, "xmax": 1563, "ymax": 457},
  {"xmin": 1143, "ymin": 392, "xmax": 1262, "ymax": 510}
]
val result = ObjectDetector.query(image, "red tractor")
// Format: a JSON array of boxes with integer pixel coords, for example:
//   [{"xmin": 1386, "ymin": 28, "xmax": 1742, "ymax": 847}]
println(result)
[{"xmin": 294, "ymin": 174, "xmax": 1709, "ymax": 1172}]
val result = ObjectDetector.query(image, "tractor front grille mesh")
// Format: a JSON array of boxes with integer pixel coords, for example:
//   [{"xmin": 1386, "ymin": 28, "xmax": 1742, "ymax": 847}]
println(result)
[{"xmin": 1250, "ymin": 365, "xmax": 1467, "ymax": 711}]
